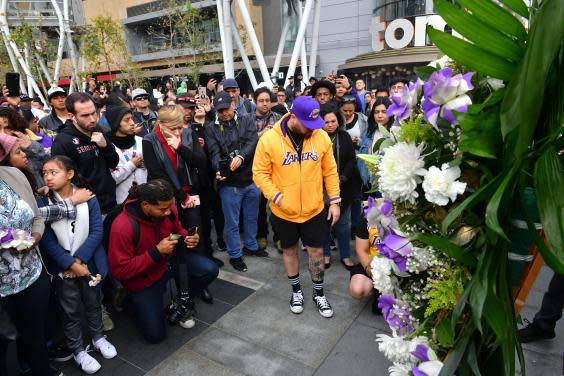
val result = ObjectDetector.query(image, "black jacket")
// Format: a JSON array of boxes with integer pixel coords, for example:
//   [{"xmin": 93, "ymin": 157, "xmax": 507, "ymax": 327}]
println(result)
[
  {"xmin": 143, "ymin": 127, "xmax": 207, "ymax": 202},
  {"xmin": 330, "ymin": 130, "xmax": 359, "ymax": 209},
  {"xmin": 38, "ymin": 112, "xmax": 66, "ymax": 133},
  {"xmin": 204, "ymin": 114, "xmax": 258, "ymax": 188},
  {"xmin": 51, "ymin": 123, "xmax": 119, "ymax": 213}
]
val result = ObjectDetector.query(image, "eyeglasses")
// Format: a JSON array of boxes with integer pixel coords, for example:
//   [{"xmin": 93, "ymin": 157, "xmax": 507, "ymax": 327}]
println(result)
[
  {"xmin": 277, "ymin": 94, "xmax": 286, "ymax": 97},
  {"xmin": 134, "ymin": 95, "xmax": 149, "ymax": 101},
  {"xmin": 42, "ymin": 170, "xmax": 62, "ymax": 177}
]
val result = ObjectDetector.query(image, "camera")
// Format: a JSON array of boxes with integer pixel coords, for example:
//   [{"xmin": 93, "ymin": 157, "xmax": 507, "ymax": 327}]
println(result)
[
  {"xmin": 166, "ymin": 292, "xmax": 195, "ymax": 325},
  {"xmin": 218, "ymin": 149, "xmax": 240, "ymax": 178}
]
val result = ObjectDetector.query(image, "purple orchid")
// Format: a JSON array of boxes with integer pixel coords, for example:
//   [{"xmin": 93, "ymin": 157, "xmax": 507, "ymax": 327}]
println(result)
[
  {"xmin": 422, "ymin": 68, "xmax": 474, "ymax": 128},
  {"xmin": 365, "ymin": 198, "xmax": 399, "ymax": 235},
  {"xmin": 387, "ymin": 79, "xmax": 423, "ymax": 124},
  {"xmin": 377, "ymin": 229, "xmax": 412, "ymax": 272},
  {"xmin": 411, "ymin": 344, "xmax": 431, "ymax": 362},
  {"xmin": 377, "ymin": 294, "xmax": 415, "ymax": 335},
  {"xmin": 0, "ymin": 229, "xmax": 14, "ymax": 244}
]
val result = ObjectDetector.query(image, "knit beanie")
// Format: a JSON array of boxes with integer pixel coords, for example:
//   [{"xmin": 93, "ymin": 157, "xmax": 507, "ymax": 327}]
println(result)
[
  {"xmin": 0, "ymin": 133, "xmax": 18, "ymax": 163},
  {"xmin": 105, "ymin": 105, "xmax": 132, "ymax": 133}
]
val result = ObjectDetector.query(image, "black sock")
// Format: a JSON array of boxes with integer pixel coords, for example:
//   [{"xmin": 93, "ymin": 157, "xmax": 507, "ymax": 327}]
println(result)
[
  {"xmin": 288, "ymin": 274, "xmax": 301, "ymax": 293},
  {"xmin": 312, "ymin": 280, "xmax": 324, "ymax": 297}
]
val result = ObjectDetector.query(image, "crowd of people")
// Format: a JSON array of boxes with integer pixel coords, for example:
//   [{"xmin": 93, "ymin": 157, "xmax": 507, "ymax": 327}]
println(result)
[{"xmin": 0, "ymin": 71, "xmax": 410, "ymax": 376}]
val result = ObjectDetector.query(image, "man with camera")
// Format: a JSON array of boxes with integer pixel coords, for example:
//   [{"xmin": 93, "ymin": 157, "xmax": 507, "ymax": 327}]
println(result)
[
  {"xmin": 108, "ymin": 180, "xmax": 218, "ymax": 344},
  {"xmin": 205, "ymin": 91, "xmax": 263, "ymax": 272}
]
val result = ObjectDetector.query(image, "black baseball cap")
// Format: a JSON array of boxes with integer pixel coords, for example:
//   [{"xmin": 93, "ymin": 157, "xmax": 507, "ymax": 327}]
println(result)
[{"xmin": 214, "ymin": 91, "xmax": 232, "ymax": 110}]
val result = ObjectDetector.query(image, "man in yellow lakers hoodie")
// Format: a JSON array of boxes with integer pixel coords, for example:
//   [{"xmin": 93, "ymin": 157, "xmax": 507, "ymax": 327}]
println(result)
[{"xmin": 253, "ymin": 96, "xmax": 341, "ymax": 318}]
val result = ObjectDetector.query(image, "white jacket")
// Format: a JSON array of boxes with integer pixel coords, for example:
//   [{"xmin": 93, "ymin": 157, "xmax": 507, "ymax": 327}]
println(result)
[{"xmin": 111, "ymin": 136, "xmax": 148, "ymax": 204}]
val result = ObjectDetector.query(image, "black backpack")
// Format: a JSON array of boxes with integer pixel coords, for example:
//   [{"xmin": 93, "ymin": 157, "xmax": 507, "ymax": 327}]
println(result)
[{"xmin": 102, "ymin": 202, "xmax": 176, "ymax": 251}]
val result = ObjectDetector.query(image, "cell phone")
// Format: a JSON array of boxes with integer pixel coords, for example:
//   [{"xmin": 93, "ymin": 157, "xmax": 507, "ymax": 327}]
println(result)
[
  {"xmin": 5, "ymin": 72, "xmax": 20, "ymax": 97},
  {"xmin": 198, "ymin": 86, "xmax": 207, "ymax": 100},
  {"xmin": 169, "ymin": 234, "xmax": 182, "ymax": 241},
  {"xmin": 187, "ymin": 226, "xmax": 198, "ymax": 236}
]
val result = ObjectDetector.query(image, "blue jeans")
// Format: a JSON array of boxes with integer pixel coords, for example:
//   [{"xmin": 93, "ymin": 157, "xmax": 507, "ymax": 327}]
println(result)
[
  {"xmin": 219, "ymin": 183, "xmax": 260, "ymax": 258},
  {"xmin": 127, "ymin": 252, "xmax": 218, "ymax": 344},
  {"xmin": 324, "ymin": 205, "xmax": 351, "ymax": 259}
]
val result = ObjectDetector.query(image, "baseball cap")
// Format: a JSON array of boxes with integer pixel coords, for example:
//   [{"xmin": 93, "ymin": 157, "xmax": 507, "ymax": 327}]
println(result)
[
  {"xmin": 213, "ymin": 91, "xmax": 232, "ymax": 110},
  {"xmin": 291, "ymin": 96, "xmax": 324, "ymax": 130},
  {"xmin": 176, "ymin": 94, "xmax": 197, "ymax": 108},
  {"xmin": 223, "ymin": 78, "xmax": 239, "ymax": 90},
  {"xmin": 20, "ymin": 94, "xmax": 32, "ymax": 102},
  {"xmin": 47, "ymin": 86, "xmax": 66, "ymax": 100},
  {"xmin": 131, "ymin": 88, "xmax": 148, "ymax": 100}
]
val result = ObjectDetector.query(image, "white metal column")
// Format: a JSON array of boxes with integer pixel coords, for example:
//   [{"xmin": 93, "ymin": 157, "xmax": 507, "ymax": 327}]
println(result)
[
  {"xmin": 309, "ymin": 0, "xmax": 321, "ymax": 78},
  {"xmin": 216, "ymin": 0, "xmax": 229, "ymax": 76},
  {"xmin": 231, "ymin": 17, "xmax": 258, "ymax": 90},
  {"xmin": 222, "ymin": 0, "xmax": 235, "ymax": 77},
  {"xmin": 235, "ymin": 0, "xmax": 272, "ymax": 86},
  {"xmin": 296, "ymin": 2, "xmax": 309, "ymax": 82},
  {"xmin": 271, "ymin": 18, "xmax": 290, "ymax": 78},
  {"xmin": 283, "ymin": 0, "xmax": 314, "ymax": 88}
]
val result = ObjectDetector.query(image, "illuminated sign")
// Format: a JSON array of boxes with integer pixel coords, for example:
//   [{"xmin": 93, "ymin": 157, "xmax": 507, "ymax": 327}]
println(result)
[{"xmin": 370, "ymin": 14, "xmax": 461, "ymax": 51}]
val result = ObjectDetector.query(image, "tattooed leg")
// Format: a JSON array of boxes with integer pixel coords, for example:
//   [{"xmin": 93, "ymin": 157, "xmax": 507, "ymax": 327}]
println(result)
[{"xmin": 307, "ymin": 247, "xmax": 325, "ymax": 282}]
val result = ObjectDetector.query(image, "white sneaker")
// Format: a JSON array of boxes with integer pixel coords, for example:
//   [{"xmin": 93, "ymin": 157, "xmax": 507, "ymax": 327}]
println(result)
[
  {"xmin": 290, "ymin": 290, "xmax": 304, "ymax": 314},
  {"xmin": 74, "ymin": 350, "xmax": 101, "ymax": 374},
  {"xmin": 179, "ymin": 315, "xmax": 196, "ymax": 329},
  {"xmin": 92, "ymin": 336, "xmax": 117, "ymax": 359}
]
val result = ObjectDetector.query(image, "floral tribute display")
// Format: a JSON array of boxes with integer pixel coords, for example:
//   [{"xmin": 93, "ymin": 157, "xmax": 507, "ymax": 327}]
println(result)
[{"xmin": 358, "ymin": 0, "xmax": 564, "ymax": 374}]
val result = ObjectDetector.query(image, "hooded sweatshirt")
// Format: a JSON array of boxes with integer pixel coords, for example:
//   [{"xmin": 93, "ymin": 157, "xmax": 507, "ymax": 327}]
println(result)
[
  {"xmin": 107, "ymin": 200, "xmax": 186, "ymax": 292},
  {"xmin": 252, "ymin": 113, "xmax": 341, "ymax": 223},
  {"xmin": 51, "ymin": 124, "xmax": 119, "ymax": 213}
]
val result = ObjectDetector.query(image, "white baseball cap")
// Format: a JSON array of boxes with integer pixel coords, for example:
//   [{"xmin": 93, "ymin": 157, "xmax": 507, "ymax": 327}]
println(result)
[
  {"xmin": 47, "ymin": 86, "xmax": 66, "ymax": 100},
  {"xmin": 131, "ymin": 88, "xmax": 148, "ymax": 100}
]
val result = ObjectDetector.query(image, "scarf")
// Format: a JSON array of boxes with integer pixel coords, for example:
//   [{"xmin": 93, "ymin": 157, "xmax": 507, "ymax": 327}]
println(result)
[
  {"xmin": 155, "ymin": 126, "xmax": 178, "ymax": 168},
  {"xmin": 50, "ymin": 186, "xmax": 89, "ymax": 256},
  {"xmin": 109, "ymin": 134, "xmax": 136, "ymax": 150}
]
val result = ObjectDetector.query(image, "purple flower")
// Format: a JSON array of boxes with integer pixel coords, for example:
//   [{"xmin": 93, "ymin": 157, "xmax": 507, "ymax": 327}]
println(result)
[
  {"xmin": 412, "ymin": 367, "xmax": 427, "ymax": 376},
  {"xmin": 411, "ymin": 344, "xmax": 430, "ymax": 362},
  {"xmin": 377, "ymin": 230, "xmax": 412, "ymax": 272},
  {"xmin": 365, "ymin": 198, "xmax": 399, "ymax": 235},
  {"xmin": 422, "ymin": 68, "xmax": 474, "ymax": 128},
  {"xmin": 387, "ymin": 79, "xmax": 423, "ymax": 124},
  {"xmin": 0, "ymin": 229, "xmax": 14, "ymax": 244},
  {"xmin": 377, "ymin": 294, "xmax": 415, "ymax": 335}
]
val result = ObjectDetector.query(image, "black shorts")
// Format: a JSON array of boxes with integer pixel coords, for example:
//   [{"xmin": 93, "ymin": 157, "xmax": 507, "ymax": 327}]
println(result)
[
  {"xmin": 270, "ymin": 210, "xmax": 329, "ymax": 249},
  {"xmin": 349, "ymin": 263, "xmax": 369, "ymax": 279}
]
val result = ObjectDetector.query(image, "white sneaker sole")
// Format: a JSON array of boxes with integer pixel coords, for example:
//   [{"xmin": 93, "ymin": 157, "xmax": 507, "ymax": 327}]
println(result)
[
  {"xmin": 318, "ymin": 309, "xmax": 334, "ymax": 318},
  {"xmin": 290, "ymin": 305, "xmax": 304, "ymax": 314},
  {"xmin": 179, "ymin": 318, "xmax": 196, "ymax": 329}
]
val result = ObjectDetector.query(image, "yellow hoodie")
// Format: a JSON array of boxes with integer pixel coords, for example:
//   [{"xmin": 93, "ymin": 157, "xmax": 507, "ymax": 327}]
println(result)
[{"xmin": 253, "ymin": 113, "xmax": 341, "ymax": 223}]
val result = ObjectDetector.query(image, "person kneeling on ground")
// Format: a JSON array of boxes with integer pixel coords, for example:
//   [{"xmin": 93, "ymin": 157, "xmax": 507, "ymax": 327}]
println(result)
[{"xmin": 107, "ymin": 179, "xmax": 218, "ymax": 343}]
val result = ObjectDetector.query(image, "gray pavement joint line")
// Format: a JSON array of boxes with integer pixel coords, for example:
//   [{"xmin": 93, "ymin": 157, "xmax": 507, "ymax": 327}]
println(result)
[
  {"xmin": 312, "ymin": 299, "xmax": 371, "ymax": 373},
  {"xmin": 205, "ymin": 324, "xmax": 316, "ymax": 371},
  {"xmin": 218, "ymin": 269, "xmax": 265, "ymax": 290},
  {"xmin": 117, "ymin": 354, "xmax": 150, "ymax": 373}
]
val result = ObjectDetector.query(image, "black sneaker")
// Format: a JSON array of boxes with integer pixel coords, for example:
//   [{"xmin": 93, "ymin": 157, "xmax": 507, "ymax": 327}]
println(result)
[
  {"xmin": 313, "ymin": 294, "xmax": 334, "ymax": 318},
  {"xmin": 243, "ymin": 247, "xmax": 269, "ymax": 257},
  {"xmin": 217, "ymin": 238, "xmax": 227, "ymax": 252},
  {"xmin": 48, "ymin": 344, "xmax": 73, "ymax": 362},
  {"xmin": 230, "ymin": 257, "xmax": 248, "ymax": 272},
  {"xmin": 518, "ymin": 320, "xmax": 555, "ymax": 343},
  {"xmin": 290, "ymin": 290, "xmax": 304, "ymax": 314}
]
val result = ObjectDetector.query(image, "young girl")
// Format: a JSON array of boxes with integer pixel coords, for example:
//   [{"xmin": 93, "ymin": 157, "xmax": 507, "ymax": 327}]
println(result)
[{"xmin": 39, "ymin": 156, "xmax": 117, "ymax": 374}]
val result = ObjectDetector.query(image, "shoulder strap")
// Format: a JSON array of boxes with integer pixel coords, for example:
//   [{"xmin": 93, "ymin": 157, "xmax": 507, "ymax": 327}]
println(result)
[{"xmin": 129, "ymin": 216, "xmax": 140, "ymax": 247}]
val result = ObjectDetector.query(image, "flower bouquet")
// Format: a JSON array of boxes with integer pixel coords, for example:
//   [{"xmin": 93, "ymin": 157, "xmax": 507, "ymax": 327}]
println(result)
[
  {"xmin": 0, "ymin": 228, "xmax": 35, "ymax": 252},
  {"xmin": 358, "ymin": 0, "xmax": 564, "ymax": 374}
]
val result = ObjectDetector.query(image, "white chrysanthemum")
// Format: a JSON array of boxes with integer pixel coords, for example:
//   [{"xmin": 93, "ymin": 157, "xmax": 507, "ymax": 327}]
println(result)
[
  {"xmin": 389, "ymin": 363, "xmax": 411, "ymax": 376},
  {"xmin": 376, "ymin": 333, "xmax": 429, "ymax": 365},
  {"xmin": 370, "ymin": 256, "xmax": 396, "ymax": 295},
  {"xmin": 422, "ymin": 163, "xmax": 467, "ymax": 206},
  {"xmin": 377, "ymin": 142, "xmax": 426, "ymax": 204}
]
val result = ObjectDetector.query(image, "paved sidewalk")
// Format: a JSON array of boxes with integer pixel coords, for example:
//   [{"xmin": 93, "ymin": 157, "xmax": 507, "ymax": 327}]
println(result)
[{"xmin": 50, "ymin": 243, "xmax": 562, "ymax": 376}]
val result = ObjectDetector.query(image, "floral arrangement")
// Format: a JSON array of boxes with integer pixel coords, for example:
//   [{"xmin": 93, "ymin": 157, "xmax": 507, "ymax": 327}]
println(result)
[
  {"xmin": 0, "ymin": 229, "xmax": 35, "ymax": 252},
  {"xmin": 358, "ymin": 0, "xmax": 564, "ymax": 374}
]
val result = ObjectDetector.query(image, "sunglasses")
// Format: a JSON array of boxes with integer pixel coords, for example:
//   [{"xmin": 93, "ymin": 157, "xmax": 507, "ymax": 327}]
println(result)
[{"xmin": 134, "ymin": 95, "xmax": 149, "ymax": 101}]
